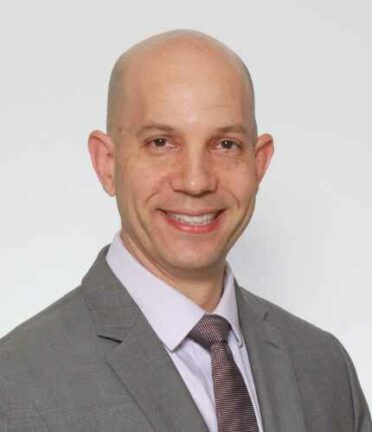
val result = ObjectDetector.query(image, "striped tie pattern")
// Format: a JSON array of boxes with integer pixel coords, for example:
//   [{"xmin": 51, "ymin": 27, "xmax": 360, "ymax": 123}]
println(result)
[{"xmin": 189, "ymin": 314, "xmax": 259, "ymax": 432}]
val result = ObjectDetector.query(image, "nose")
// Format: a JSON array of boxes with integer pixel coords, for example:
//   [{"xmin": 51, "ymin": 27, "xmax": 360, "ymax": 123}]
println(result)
[{"xmin": 170, "ymin": 148, "xmax": 218, "ymax": 196}]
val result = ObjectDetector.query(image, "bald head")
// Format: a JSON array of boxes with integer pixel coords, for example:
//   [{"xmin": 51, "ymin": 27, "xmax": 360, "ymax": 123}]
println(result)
[{"xmin": 106, "ymin": 30, "xmax": 256, "ymax": 139}]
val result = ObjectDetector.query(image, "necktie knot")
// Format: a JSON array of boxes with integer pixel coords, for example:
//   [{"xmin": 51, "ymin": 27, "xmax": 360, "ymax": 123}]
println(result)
[{"xmin": 189, "ymin": 314, "xmax": 230, "ymax": 351}]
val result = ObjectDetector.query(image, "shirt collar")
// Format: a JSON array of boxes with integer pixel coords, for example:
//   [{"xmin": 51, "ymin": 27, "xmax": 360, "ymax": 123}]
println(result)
[{"xmin": 106, "ymin": 232, "xmax": 243, "ymax": 351}]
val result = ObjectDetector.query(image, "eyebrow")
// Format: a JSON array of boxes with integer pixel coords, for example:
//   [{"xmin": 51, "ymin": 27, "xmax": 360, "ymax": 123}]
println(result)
[
  {"xmin": 137, "ymin": 123, "xmax": 176, "ymax": 135},
  {"xmin": 214, "ymin": 125, "xmax": 250, "ymax": 136},
  {"xmin": 137, "ymin": 123, "xmax": 250, "ymax": 136}
]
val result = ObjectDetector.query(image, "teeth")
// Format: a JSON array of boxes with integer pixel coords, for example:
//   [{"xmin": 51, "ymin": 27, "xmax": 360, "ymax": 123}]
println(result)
[{"xmin": 166, "ymin": 212, "xmax": 218, "ymax": 225}]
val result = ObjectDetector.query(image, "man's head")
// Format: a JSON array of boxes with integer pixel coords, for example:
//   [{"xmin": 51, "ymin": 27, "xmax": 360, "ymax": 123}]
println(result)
[{"xmin": 88, "ymin": 29, "xmax": 273, "ymax": 284}]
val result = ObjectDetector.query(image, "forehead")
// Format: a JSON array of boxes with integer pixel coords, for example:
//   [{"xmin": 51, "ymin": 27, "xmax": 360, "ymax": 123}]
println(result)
[{"xmin": 119, "ymin": 43, "xmax": 254, "ymax": 128}]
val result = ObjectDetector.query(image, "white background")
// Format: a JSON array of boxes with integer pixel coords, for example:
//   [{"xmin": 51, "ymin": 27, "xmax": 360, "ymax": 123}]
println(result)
[{"xmin": 1, "ymin": 0, "xmax": 371, "ymax": 408}]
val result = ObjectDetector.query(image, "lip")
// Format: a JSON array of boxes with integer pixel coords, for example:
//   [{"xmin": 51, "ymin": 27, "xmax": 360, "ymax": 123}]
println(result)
[
  {"xmin": 159, "ymin": 209, "xmax": 225, "ymax": 234},
  {"xmin": 161, "ymin": 209, "xmax": 223, "ymax": 217}
]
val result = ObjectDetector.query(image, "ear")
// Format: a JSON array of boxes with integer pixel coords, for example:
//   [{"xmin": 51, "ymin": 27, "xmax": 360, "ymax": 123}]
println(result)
[
  {"xmin": 88, "ymin": 130, "xmax": 116, "ymax": 196},
  {"xmin": 254, "ymin": 133, "xmax": 274, "ymax": 183}
]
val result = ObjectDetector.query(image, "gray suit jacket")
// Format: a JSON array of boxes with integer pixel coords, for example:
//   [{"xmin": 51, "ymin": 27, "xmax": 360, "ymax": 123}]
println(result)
[{"xmin": 0, "ymin": 246, "xmax": 371, "ymax": 431}]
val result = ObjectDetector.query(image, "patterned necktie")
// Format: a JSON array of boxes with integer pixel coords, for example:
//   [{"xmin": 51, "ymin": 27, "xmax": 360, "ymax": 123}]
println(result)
[{"xmin": 189, "ymin": 314, "xmax": 259, "ymax": 432}]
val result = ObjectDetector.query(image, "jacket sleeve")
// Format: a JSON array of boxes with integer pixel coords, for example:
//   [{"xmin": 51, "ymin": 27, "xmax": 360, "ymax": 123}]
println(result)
[
  {"xmin": 331, "ymin": 335, "xmax": 372, "ymax": 432},
  {"xmin": 0, "ymin": 376, "xmax": 50, "ymax": 432}
]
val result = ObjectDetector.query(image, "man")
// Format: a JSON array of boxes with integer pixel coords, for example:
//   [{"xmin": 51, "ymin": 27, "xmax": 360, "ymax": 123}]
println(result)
[{"xmin": 0, "ymin": 30, "xmax": 370, "ymax": 432}]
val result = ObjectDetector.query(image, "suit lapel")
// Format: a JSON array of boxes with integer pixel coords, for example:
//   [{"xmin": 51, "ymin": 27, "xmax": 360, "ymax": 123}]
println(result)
[
  {"xmin": 81, "ymin": 247, "xmax": 208, "ymax": 432},
  {"xmin": 82, "ymin": 247, "xmax": 307, "ymax": 432},
  {"xmin": 236, "ymin": 286, "xmax": 306, "ymax": 432}
]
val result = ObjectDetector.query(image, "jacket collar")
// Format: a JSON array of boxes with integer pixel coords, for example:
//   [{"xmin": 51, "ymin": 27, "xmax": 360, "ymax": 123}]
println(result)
[
  {"xmin": 81, "ymin": 246, "xmax": 209, "ymax": 432},
  {"xmin": 81, "ymin": 246, "xmax": 306, "ymax": 432},
  {"xmin": 236, "ymin": 285, "xmax": 306, "ymax": 432}
]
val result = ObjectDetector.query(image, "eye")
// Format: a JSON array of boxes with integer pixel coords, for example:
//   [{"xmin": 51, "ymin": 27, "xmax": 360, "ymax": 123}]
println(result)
[
  {"xmin": 145, "ymin": 136, "xmax": 177, "ymax": 153},
  {"xmin": 152, "ymin": 138, "xmax": 168, "ymax": 147},
  {"xmin": 218, "ymin": 139, "xmax": 239, "ymax": 150}
]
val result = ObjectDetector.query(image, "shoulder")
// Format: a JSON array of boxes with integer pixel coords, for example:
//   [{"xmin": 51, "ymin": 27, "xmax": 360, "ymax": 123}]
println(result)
[
  {"xmin": 0, "ymin": 285, "xmax": 99, "ymax": 426},
  {"xmin": 0, "ymin": 285, "xmax": 94, "ymax": 381},
  {"xmin": 238, "ymin": 285, "xmax": 335, "ymax": 343},
  {"xmin": 237, "ymin": 285, "xmax": 353, "ymax": 381},
  {"xmin": 238, "ymin": 286, "xmax": 372, "ymax": 428}
]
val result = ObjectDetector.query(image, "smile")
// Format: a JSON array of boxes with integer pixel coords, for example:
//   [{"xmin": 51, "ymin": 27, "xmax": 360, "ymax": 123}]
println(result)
[
  {"xmin": 160, "ymin": 210, "xmax": 224, "ymax": 234},
  {"xmin": 165, "ymin": 212, "xmax": 218, "ymax": 226}
]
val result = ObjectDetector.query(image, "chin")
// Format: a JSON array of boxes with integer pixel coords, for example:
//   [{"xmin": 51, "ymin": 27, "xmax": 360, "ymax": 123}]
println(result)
[{"xmin": 160, "ymin": 248, "xmax": 225, "ymax": 274}]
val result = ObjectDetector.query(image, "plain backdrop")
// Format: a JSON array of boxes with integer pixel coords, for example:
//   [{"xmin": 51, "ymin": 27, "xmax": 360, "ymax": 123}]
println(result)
[{"xmin": 1, "ymin": 0, "xmax": 371, "ymax": 407}]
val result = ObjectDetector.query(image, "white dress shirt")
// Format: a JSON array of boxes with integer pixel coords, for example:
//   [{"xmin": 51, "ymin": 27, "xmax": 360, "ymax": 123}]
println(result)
[{"xmin": 106, "ymin": 232, "xmax": 264, "ymax": 432}]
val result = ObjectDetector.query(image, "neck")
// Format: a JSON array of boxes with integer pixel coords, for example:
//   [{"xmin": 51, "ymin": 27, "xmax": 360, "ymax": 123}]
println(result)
[
  {"xmin": 121, "ymin": 234, "xmax": 226, "ymax": 312},
  {"xmin": 164, "ymin": 267, "xmax": 226, "ymax": 312}
]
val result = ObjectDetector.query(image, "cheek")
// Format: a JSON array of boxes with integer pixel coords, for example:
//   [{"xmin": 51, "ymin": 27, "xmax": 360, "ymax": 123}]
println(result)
[
  {"xmin": 115, "ymin": 155, "xmax": 171, "ymax": 208},
  {"xmin": 220, "ymin": 160, "xmax": 258, "ymax": 205}
]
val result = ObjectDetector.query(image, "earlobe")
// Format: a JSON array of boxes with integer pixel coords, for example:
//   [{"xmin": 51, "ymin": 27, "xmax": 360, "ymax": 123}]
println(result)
[
  {"xmin": 254, "ymin": 133, "xmax": 274, "ymax": 183},
  {"xmin": 88, "ymin": 130, "xmax": 116, "ymax": 196}
]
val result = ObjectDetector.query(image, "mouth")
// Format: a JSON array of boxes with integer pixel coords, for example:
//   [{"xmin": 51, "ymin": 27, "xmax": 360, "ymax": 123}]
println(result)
[
  {"xmin": 159, "ymin": 210, "xmax": 224, "ymax": 233},
  {"xmin": 165, "ymin": 211, "xmax": 219, "ymax": 225}
]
